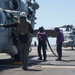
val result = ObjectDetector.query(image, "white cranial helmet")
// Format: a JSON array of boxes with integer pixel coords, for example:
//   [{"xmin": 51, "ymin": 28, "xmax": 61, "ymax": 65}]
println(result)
[{"xmin": 20, "ymin": 12, "xmax": 27, "ymax": 18}]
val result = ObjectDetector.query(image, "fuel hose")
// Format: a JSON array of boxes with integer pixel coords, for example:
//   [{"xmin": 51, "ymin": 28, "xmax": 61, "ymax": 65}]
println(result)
[{"xmin": 46, "ymin": 38, "xmax": 58, "ymax": 58}]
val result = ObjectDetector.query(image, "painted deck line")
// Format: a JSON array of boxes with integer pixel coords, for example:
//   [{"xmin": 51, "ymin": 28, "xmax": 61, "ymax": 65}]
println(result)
[{"xmin": 33, "ymin": 65, "xmax": 75, "ymax": 69}]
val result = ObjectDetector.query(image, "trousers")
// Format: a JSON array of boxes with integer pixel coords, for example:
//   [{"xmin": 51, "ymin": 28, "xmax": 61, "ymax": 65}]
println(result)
[
  {"xmin": 57, "ymin": 43, "xmax": 62, "ymax": 60},
  {"xmin": 37, "ymin": 42, "xmax": 46, "ymax": 60}
]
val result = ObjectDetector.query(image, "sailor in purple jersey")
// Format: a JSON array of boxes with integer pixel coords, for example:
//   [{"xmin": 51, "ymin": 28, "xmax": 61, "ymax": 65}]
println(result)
[
  {"xmin": 36, "ymin": 26, "xmax": 47, "ymax": 61},
  {"xmin": 37, "ymin": 31, "xmax": 47, "ymax": 42},
  {"xmin": 55, "ymin": 27, "xmax": 64, "ymax": 61}
]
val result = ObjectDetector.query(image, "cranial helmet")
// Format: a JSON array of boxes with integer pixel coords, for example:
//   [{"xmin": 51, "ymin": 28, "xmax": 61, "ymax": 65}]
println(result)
[
  {"xmin": 55, "ymin": 27, "xmax": 60, "ymax": 32},
  {"xmin": 39, "ymin": 26, "xmax": 44, "ymax": 32},
  {"xmin": 20, "ymin": 12, "xmax": 27, "ymax": 18}
]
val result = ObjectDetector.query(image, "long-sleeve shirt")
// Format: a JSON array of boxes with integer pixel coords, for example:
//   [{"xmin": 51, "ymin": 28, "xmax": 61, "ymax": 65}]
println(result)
[
  {"xmin": 57, "ymin": 32, "xmax": 64, "ymax": 44},
  {"xmin": 36, "ymin": 31, "xmax": 47, "ymax": 43}
]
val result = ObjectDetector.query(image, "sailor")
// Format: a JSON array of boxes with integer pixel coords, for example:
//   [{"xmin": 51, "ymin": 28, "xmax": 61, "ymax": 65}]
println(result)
[
  {"xmin": 55, "ymin": 27, "xmax": 64, "ymax": 61},
  {"xmin": 16, "ymin": 12, "xmax": 29, "ymax": 70},
  {"xmin": 36, "ymin": 26, "xmax": 47, "ymax": 61}
]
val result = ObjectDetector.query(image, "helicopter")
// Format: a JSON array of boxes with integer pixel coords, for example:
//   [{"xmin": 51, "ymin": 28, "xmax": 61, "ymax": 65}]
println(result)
[
  {"xmin": 59, "ymin": 25, "xmax": 75, "ymax": 50},
  {"xmin": 34, "ymin": 25, "xmax": 75, "ymax": 50},
  {"xmin": 0, "ymin": 0, "xmax": 39, "ymax": 60}
]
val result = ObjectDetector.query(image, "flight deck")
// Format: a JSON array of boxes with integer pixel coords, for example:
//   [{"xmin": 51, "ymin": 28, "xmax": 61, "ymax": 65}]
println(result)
[{"xmin": 0, "ymin": 46, "xmax": 75, "ymax": 75}]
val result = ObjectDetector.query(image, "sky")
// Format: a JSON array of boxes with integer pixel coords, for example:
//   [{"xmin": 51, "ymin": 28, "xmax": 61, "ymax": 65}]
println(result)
[
  {"xmin": 22, "ymin": 0, "xmax": 75, "ymax": 45},
  {"xmin": 34, "ymin": 0, "xmax": 75, "ymax": 29}
]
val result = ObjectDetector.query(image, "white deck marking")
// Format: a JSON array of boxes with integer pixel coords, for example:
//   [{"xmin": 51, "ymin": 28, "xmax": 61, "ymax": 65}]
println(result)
[{"xmin": 32, "ymin": 65, "xmax": 75, "ymax": 69}]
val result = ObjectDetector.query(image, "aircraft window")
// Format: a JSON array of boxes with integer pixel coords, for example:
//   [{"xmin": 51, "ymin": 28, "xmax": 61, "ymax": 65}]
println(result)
[
  {"xmin": 73, "ymin": 32, "xmax": 75, "ymax": 35},
  {"xmin": 64, "ymin": 36, "xmax": 68, "ymax": 40},
  {"xmin": 12, "ymin": 0, "xmax": 18, "ymax": 10},
  {"xmin": 64, "ymin": 35, "xmax": 73, "ymax": 40},
  {"xmin": 69, "ymin": 36, "xmax": 73, "ymax": 39}
]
